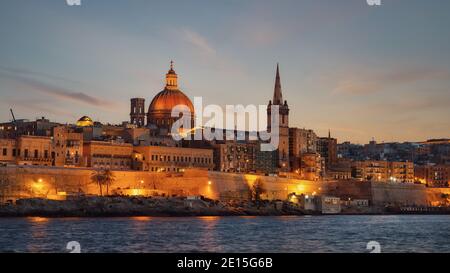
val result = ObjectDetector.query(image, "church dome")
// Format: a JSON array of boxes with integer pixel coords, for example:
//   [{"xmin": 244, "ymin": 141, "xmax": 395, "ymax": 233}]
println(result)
[
  {"xmin": 76, "ymin": 116, "xmax": 94, "ymax": 127},
  {"xmin": 147, "ymin": 61, "xmax": 194, "ymax": 129},
  {"xmin": 148, "ymin": 89, "xmax": 194, "ymax": 114}
]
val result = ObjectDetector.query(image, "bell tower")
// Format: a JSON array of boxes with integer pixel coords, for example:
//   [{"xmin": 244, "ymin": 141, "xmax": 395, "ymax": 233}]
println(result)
[
  {"xmin": 130, "ymin": 98, "xmax": 146, "ymax": 127},
  {"xmin": 267, "ymin": 64, "xmax": 290, "ymax": 172}
]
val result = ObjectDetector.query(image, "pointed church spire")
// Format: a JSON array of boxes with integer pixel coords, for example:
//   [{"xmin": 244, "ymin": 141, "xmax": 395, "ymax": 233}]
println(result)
[
  {"xmin": 273, "ymin": 63, "xmax": 283, "ymax": 105},
  {"xmin": 328, "ymin": 129, "xmax": 331, "ymax": 139}
]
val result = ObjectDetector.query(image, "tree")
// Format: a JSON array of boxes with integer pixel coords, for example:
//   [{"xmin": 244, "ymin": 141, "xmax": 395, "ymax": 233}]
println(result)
[
  {"xmin": 91, "ymin": 170, "xmax": 105, "ymax": 196},
  {"xmin": 103, "ymin": 169, "xmax": 115, "ymax": 196},
  {"xmin": 91, "ymin": 169, "xmax": 116, "ymax": 196},
  {"xmin": 251, "ymin": 179, "xmax": 266, "ymax": 208}
]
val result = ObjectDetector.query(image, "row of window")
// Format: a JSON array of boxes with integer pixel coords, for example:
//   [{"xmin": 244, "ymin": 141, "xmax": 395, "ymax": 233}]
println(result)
[
  {"xmin": 93, "ymin": 160, "xmax": 131, "ymax": 167},
  {"xmin": 149, "ymin": 154, "xmax": 212, "ymax": 165},
  {"xmin": 149, "ymin": 167, "xmax": 212, "ymax": 172},
  {"xmin": 226, "ymin": 147, "xmax": 253, "ymax": 153},
  {"xmin": 153, "ymin": 119, "xmax": 173, "ymax": 126},
  {"xmin": 2, "ymin": 148, "xmax": 50, "ymax": 159},
  {"xmin": 150, "ymin": 167, "xmax": 182, "ymax": 172}
]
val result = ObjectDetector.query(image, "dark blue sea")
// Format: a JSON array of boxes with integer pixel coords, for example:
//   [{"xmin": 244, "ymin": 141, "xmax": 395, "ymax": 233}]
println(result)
[{"xmin": 0, "ymin": 215, "xmax": 449, "ymax": 253}]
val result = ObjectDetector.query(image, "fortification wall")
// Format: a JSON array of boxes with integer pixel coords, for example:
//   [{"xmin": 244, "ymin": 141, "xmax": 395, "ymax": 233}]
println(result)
[
  {"xmin": 207, "ymin": 172, "xmax": 326, "ymax": 200},
  {"xmin": 1, "ymin": 166, "xmax": 449, "ymax": 206},
  {"xmin": 0, "ymin": 166, "xmax": 326, "ymax": 201},
  {"xmin": 370, "ymin": 182, "xmax": 430, "ymax": 206}
]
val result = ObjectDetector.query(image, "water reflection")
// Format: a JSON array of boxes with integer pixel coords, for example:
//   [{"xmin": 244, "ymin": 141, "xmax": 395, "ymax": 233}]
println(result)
[
  {"xmin": 0, "ymin": 215, "xmax": 448, "ymax": 253},
  {"xmin": 27, "ymin": 217, "xmax": 50, "ymax": 223},
  {"xmin": 26, "ymin": 217, "xmax": 50, "ymax": 252},
  {"xmin": 197, "ymin": 216, "xmax": 222, "ymax": 252},
  {"xmin": 198, "ymin": 216, "xmax": 220, "ymax": 222},
  {"xmin": 130, "ymin": 216, "xmax": 152, "ymax": 222}
]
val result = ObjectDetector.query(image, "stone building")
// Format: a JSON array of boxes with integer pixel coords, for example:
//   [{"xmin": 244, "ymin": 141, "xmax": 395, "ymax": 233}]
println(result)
[
  {"xmin": 298, "ymin": 152, "xmax": 323, "ymax": 181},
  {"xmin": 83, "ymin": 141, "xmax": 133, "ymax": 170},
  {"xmin": 352, "ymin": 160, "xmax": 389, "ymax": 182},
  {"xmin": 213, "ymin": 141, "xmax": 257, "ymax": 173},
  {"xmin": 352, "ymin": 160, "xmax": 414, "ymax": 183},
  {"xmin": 415, "ymin": 164, "xmax": 450, "ymax": 187},
  {"xmin": 327, "ymin": 159, "xmax": 352, "ymax": 180},
  {"xmin": 0, "ymin": 139, "xmax": 16, "ymax": 164},
  {"xmin": 389, "ymin": 161, "xmax": 415, "ymax": 183},
  {"xmin": 289, "ymin": 127, "xmax": 318, "ymax": 172},
  {"xmin": 133, "ymin": 145, "xmax": 214, "ymax": 172},
  {"xmin": 0, "ymin": 117, "xmax": 59, "ymax": 138},
  {"xmin": 317, "ymin": 131, "xmax": 338, "ymax": 171},
  {"xmin": 53, "ymin": 126, "xmax": 84, "ymax": 167},
  {"xmin": 15, "ymin": 136, "xmax": 54, "ymax": 166},
  {"xmin": 254, "ymin": 147, "xmax": 278, "ymax": 175}
]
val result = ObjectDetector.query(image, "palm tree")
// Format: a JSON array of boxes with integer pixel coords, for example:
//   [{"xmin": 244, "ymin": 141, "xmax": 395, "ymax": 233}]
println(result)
[
  {"xmin": 103, "ymin": 169, "xmax": 115, "ymax": 196},
  {"xmin": 91, "ymin": 170, "xmax": 105, "ymax": 196}
]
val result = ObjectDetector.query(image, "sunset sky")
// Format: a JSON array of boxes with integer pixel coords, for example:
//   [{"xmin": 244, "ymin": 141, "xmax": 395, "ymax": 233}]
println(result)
[{"xmin": 0, "ymin": 0, "xmax": 449, "ymax": 143}]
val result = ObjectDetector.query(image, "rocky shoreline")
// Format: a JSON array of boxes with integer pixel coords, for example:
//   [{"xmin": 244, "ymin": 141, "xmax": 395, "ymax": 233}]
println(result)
[
  {"xmin": 1, "ymin": 196, "xmax": 448, "ymax": 217},
  {"xmin": 0, "ymin": 196, "xmax": 308, "ymax": 217}
]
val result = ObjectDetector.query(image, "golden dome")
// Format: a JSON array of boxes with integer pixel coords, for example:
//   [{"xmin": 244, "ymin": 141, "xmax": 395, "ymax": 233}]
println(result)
[
  {"xmin": 147, "ymin": 62, "xmax": 194, "ymax": 128},
  {"xmin": 148, "ymin": 89, "xmax": 194, "ymax": 114},
  {"xmin": 76, "ymin": 116, "xmax": 94, "ymax": 127}
]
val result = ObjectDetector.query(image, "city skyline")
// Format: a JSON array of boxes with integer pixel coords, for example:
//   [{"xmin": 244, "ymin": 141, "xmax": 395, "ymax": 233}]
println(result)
[{"xmin": 1, "ymin": 0, "xmax": 450, "ymax": 144}]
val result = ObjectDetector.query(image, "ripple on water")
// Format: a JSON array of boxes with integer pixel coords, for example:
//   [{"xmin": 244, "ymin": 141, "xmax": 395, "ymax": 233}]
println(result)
[{"xmin": 0, "ymin": 215, "xmax": 449, "ymax": 253}]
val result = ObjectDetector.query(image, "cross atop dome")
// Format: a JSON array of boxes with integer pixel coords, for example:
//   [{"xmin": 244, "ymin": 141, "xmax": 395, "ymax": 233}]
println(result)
[{"xmin": 168, "ymin": 60, "xmax": 176, "ymax": 74}]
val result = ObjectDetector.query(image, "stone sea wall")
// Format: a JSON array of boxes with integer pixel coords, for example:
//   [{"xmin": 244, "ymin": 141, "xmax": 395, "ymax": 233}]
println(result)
[
  {"xmin": 0, "ymin": 166, "xmax": 326, "ymax": 201},
  {"xmin": 371, "ymin": 182, "xmax": 428, "ymax": 206},
  {"xmin": 0, "ymin": 166, "xmax": 448, "ymax": 206}
]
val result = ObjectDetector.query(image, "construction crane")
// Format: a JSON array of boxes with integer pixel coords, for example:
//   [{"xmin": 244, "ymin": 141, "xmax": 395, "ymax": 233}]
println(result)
[{"xmin": 9, "ymin": 109, "xmax": 16, "ymax": 123}]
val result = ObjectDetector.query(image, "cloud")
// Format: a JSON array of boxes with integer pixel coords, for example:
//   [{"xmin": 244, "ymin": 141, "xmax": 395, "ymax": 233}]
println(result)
[
  {"xmin": 0, "ymin": 67, "xmax": 114, "ymax": 108},
  {"xmin": 332, "ymin": 67, "xmax": 450, "ymax": 95},
  {"xmin": 180, "ymin": 28, "xmax": 216, "ymax": 57},
  {"xmin": 0, "ymin": 65, "xmax": 83, "ymax": 86},
  {"xmin": 1, "ymin": 98, "xmax": 77, "ymax": 120},
  {"xmin": 377, "ymin": 95, "xmax": 450, "ymax": 113},
  {"xmin": 168, "ymin": 27, "xmax": 246, "ymax": 77}
]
